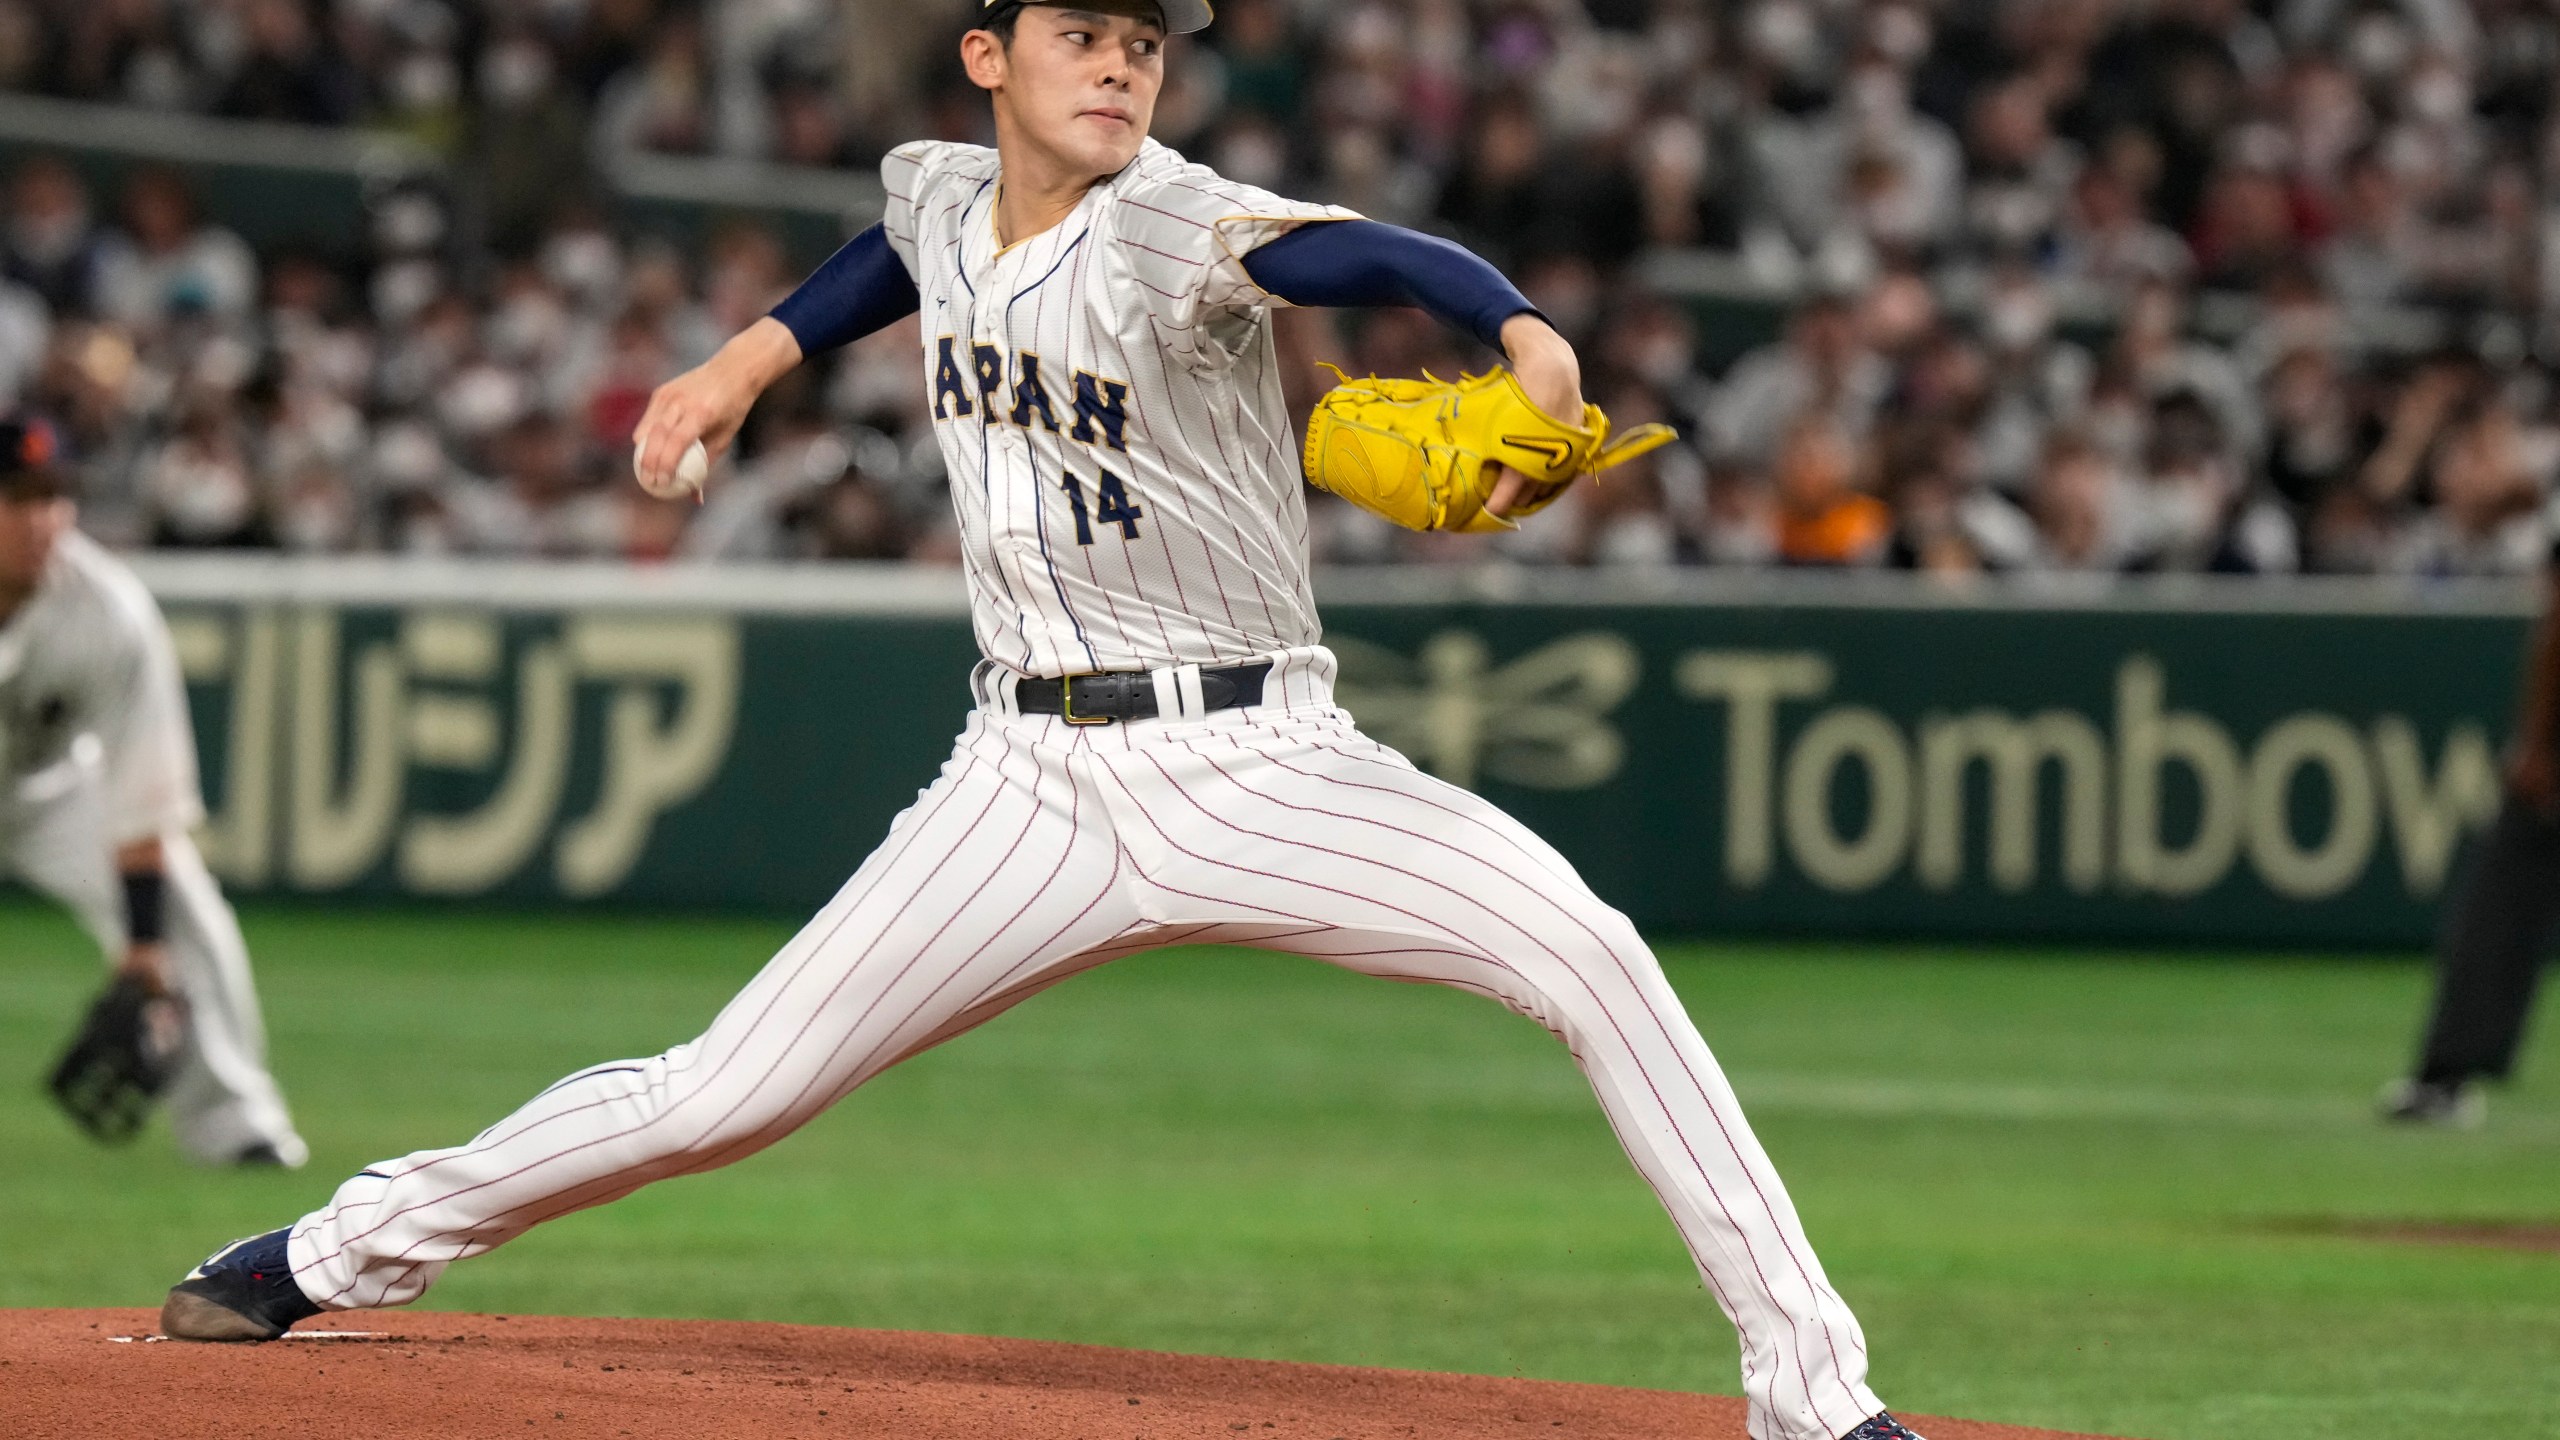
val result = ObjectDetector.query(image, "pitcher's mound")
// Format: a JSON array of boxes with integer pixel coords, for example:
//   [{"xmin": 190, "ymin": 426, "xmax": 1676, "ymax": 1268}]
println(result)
[{"xmin": 6, "ymin": 1309, "xmax": 2121, "ymax": 1440}]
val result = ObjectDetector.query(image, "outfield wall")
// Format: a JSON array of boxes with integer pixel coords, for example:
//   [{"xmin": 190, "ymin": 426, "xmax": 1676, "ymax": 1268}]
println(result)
[{"xmin": 134, "ymin": 558, "xmax": 2538, "ymax": 946}]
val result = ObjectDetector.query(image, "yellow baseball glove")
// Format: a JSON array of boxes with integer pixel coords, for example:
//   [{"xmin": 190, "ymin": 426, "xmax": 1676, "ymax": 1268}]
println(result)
[{"xmin": 1301, "ymin": 365, "xmax": 1677, "ymax": 534}]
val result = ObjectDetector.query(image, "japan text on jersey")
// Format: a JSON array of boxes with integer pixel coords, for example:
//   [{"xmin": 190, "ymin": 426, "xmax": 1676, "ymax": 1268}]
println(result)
[{"xmin": 881, "ymin": 138, "xmax": 1359, "ymax": 679}]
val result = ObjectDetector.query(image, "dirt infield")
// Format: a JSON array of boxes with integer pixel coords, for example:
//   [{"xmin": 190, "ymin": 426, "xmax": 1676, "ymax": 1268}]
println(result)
[{"xmin": 2, "ymin": 1309, "xmax": 2123, "ymax": 1440}]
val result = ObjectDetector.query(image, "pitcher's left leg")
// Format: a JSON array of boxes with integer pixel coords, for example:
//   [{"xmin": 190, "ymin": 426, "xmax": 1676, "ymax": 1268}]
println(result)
[{"xmin": 1104, "ymin": 716, "xmax": 1886, "ymax": 1440}]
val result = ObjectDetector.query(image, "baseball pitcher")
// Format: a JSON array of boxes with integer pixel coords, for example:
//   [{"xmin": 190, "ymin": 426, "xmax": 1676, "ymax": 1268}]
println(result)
[
  {"xmin": 0, "ymin": 419, "xmax": 307, "ymax": 1168},
  {"xmin": 163, "ymin": 8, "xmax": 1918, "ymax": 1437}
]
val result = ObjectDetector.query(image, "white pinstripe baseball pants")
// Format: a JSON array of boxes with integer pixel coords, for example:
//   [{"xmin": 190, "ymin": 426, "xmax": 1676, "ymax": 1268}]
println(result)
[{"xmin": 288, "ymin": 651, "xmax": 1885, "ymax": 1440}]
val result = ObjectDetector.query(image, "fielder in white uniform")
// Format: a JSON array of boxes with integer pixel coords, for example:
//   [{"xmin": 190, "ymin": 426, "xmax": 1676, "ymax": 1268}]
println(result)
[
  {"xmin": 0, "ymin": 426, "xmax": 306, "ymax": 1168},
  {"xmin": 166, "ymin": 7, "xmax": 1916, "ymax": 1437}
]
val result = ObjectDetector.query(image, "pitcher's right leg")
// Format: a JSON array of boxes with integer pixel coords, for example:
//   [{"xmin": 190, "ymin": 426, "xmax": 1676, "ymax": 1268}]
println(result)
[
  {"xmin": 283, "ymin": 714, "xmax": 1137, "ymax": 1313},
  {"xmin": 1096, "ymin": 712, "xmax": 1887, "ymax": 1440}
]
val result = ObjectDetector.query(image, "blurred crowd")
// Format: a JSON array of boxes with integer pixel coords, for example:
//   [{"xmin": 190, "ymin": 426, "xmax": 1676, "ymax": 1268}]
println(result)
[{"xmin": 6, "ymin": 0, "xmax": 2560, "ymax": 578}]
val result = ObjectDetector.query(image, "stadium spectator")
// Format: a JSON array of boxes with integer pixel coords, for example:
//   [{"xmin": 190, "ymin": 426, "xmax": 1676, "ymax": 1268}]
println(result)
[
  {"xmin": 1773, "ymin": 416, "xmax": 1891, "ymax": 568},
  {"xmin": 3, "ymin": 158, "xmax": 107, "ymax": 317},
  {"xmin": 2260, "ymin": 344, "xmax": 2358, "ymax": 513},
  {"xmin": 214, "ymin": 0, "xmax": 360, "ymax": 126},
  {"xmin": 2321, "ymin": 145, "xmax": 2425, "ymax": 308},
  {"xmin": 1706, "ymin": 294, "xmax": 1890, "ymax": 471},
  {"xmin": 2389, "ymin": 401, "xmax": 2549, "ymax": 577},
  {"xmin": 2021, "ymin": 431, "xmax": 2138, "ymax": 575},
  {"xmin": 2053, "ymin": 166, "xmax": 2196, "ymax": 288},
  {"xmin": 474, "ymin": 24, "xmax": 596, "ymax": 256},
  {"xmin": 446, "ymin": 411, "xmax": 616, "ymax": 560},
  {"xmin": 92, "ymin": 168, "xmax": 256, "ymax": 340}
]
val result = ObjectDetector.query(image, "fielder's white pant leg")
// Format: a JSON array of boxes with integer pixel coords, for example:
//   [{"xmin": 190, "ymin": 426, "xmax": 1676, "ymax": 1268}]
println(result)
[
  {"xmin": 1091, "ymin": 708, "xmax": 1884, "ymax": 1440},
  {"xmin": 3, "ymin": 767, "xmax": 305, "ymax": 1165},
  {"xmin": 288, "ymin": 712, "xmax": 1144, "ymax": 1312},
  {"xmin": 156, "ymin": 832, "xmax": 308, "ymax": 1166}
]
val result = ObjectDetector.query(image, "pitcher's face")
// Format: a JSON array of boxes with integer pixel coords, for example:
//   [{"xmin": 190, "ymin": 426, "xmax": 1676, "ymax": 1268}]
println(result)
[{"xmin": 974, "ymin": 4, "xmax": 1166, "ymax": 178}]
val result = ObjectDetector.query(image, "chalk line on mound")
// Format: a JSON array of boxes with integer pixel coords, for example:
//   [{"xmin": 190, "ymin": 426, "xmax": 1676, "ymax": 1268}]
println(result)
[{"xmin": 111, "ymin": 1332, "xmax": 388, "ymax": 1343}]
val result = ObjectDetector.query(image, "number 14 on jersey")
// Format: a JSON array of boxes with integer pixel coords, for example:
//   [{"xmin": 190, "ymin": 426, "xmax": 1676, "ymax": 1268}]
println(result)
[{"xmin": 1059, "ymin": 470, "xmax": 1145, "ymax": 546}]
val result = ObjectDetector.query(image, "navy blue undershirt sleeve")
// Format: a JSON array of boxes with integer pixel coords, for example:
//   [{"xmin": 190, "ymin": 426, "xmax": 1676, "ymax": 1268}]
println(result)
[
  {"xmin": 1241, "ymin": 220, "xmax": 1538, "ymax": 351},
  {"xmin": 768, "ymin": 224, "xmax": 922, "ymax": 358}
]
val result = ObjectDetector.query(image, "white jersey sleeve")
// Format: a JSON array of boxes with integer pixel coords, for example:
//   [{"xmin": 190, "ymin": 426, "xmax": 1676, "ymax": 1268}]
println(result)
[
  {"xmin": 881, "ymin": 140, "xmax": 995, "ymax": 280},
  {"xmin": 1109, "ymin": 153, "xmax": 1361, "ymax": 370},
  {"xmin": 68, "ymin": 539, "xmax": 206, "ymax": 844}
]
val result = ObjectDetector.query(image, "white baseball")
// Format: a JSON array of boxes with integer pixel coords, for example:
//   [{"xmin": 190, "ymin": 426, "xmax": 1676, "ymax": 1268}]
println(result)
[{"xmin": 637, "ymin": 439, "xmax": 710, "ymax": 499}]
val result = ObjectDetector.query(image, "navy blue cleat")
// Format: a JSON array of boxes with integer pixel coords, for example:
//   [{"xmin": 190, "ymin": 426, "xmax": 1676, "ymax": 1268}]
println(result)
[
  {"xmin": 1840, "ymin": 1414, "xmax": 1929, "ymax": 1440},
  {"xmin": 160, "ymin": 1228, "xmax": 322, "ymax": 1342}
]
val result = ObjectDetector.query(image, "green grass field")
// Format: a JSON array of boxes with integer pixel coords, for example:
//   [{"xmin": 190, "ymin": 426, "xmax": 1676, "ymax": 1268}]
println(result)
[{"xmin": 2, "ymin": 899, "xmax": 2555, "ymax": 1440}]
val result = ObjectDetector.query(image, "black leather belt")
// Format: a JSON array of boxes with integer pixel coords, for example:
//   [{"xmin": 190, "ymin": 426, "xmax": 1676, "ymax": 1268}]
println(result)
[{"xmin": 1015, "ymin": 663, "xmax": 1271, "ymax": 725}]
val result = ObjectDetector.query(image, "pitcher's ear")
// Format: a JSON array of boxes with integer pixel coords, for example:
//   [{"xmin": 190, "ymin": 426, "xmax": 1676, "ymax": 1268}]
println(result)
[{"xmin": 960, "ymin": 28, "xmax": 1009, "ymax": 91}]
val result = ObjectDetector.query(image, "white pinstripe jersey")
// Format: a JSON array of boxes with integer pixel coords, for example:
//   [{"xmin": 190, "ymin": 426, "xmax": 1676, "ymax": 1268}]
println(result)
[
  {"xmin": 0, "ymin": 530, "xmax": 203, "ymax": 841},
  {"xmin": 881, "ymin": 138, "xmax": 1359, "ymax": 679}
]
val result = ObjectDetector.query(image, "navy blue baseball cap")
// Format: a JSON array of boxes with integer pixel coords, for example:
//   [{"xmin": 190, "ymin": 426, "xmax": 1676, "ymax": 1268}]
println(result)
[{"xmin": 981, "ymin": 0, "xmax": 1213, "ymax": 36}]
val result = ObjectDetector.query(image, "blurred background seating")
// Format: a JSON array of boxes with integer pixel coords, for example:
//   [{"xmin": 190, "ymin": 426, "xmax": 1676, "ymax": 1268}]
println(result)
[{"xmin": 0, "ymin": 0, "xmax": 2553, "ymax": 581}]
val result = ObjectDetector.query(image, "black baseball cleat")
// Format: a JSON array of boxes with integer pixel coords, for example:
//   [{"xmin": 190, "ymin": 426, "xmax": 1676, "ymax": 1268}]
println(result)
[
  {"xmin": 2377, "ymin": 1077, "xmax": 2486, "ymax": 1129},
  {"xmin": 161, "ymin": 1228, "xmax": 322, "ymax": 1341},
  {"xmin": 1839, "ymin": 1413, "xmax": 1929, "ymax": 1440}
]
